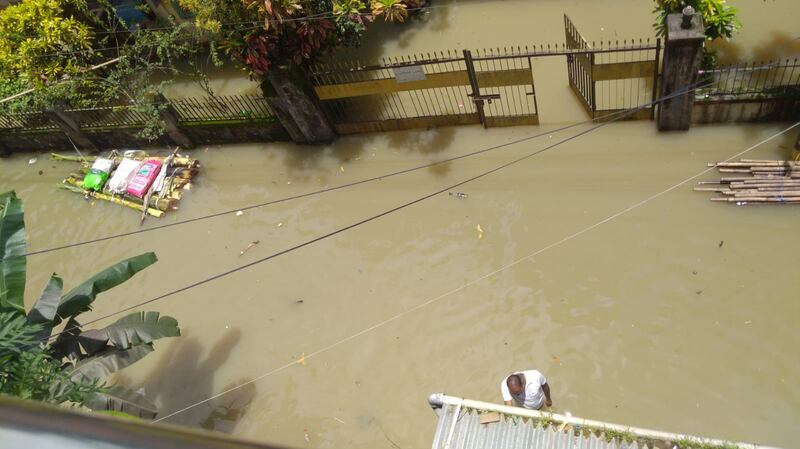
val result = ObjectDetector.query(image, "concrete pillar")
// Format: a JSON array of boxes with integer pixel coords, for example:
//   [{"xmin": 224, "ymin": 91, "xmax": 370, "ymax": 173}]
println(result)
[
  {"xmin": 262, "ymin": 70, "xmax": 336, "ymax": 145},
  {"xmin": 155, "ymin": 95, "xmax": 194, "ymax": 149},
  {"xmin": 657, "ymin": 7, "xmax": 705, "ymax": 131},
  {"xmin": 43, "ymin": 108, "xmax": 97, "ymax": 151}
]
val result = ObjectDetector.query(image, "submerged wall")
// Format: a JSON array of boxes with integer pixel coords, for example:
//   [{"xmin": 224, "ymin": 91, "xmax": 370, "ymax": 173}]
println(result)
[{"xmin": 0, "ymin": 122, "xmax": 290, "ymax": 154}]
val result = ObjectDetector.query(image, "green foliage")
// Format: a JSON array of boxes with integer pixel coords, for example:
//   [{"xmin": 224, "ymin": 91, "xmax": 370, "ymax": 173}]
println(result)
[
  {"xmin": 56, "ymin": 252, "xmax": 158, "ymax": 325},
  {"xmin": 538, "ymin": 412, "xmax": 552, "ymax": 428},
  {"xmin": 652, "ymin": 0, "xmax": 740, "ymax": 41},
  {"xmin": 0, "ymin": 0, "xmax": 203, "ymax": 141},
  {"xmin": 0, "ymin": 191, "xmax": 27, "ymax": 315},
  {"xmin": 179, "ymin": 0, "xmax": 427, "ymax": 77},
  {"xmin": 603, "ymin": 428, "xmax": 634, "ymax": 443},
  {"xmin": 0, "ymin": 342, "xmax": 104, "ymax": 405},
  {"xmin": 676, "ymin": 437, "xmax": 741, "ymax": 449},
  {"xmin": 0, "ymin": 191, "xmax": 179, "ymax": 416},
  {"xmin": 0, "ymin": 0, "xmax": 94, "ymax": 83},
  {"xmin": 0, "ymin": 312, "xmax": 42, "ymax": 363},
  {"xmin": 80, "ymin": 311, "xmax": 180, "ymax": 351}
]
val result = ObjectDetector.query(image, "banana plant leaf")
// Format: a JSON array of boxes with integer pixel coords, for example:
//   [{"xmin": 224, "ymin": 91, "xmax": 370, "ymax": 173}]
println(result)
[
  {"xmin": 78, "ymin": 311, "xmax": 180, "ymax": 351},
  {"xmin": 56, "ymin": 252, "xmax": 157, "ymax": 324},
  {"xmin": 51, "ymin": 316, "xmax": 83, "ymax": 360},
  {"xmin": 69, "ymin": 344, "xmax": 154, "ymax": 383},
  {"xmin": 85, "ymin": 385, "xmax": 158, "ymax": 419},
  {"xmin": 0, "ymin": 192, "xmax": 27, "ymax": 315},
  {"xmin": 26, "ymin": 274, "xmax": 63, "ymax": 340}
]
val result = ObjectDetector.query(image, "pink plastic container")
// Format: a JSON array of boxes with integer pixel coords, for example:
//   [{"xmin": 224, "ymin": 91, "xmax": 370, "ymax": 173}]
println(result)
[{"xmin": 126, "ymin": 159, "xmax": 162, "ymax": 198}]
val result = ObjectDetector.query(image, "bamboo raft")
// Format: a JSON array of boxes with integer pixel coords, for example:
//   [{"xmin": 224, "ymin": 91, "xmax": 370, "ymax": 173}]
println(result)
[
  {"xmin": 694, "ymin": 159, "xmax": 800, "ymax": 205},
  {"xmin": 53, "ymin": 151, "xmax": 200, "ymax": 220}
]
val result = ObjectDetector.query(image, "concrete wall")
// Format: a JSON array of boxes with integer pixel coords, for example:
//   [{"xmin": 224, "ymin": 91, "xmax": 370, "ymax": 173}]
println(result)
[{"xmin": 691, "ymin": 99, "xmax": 800, "ymax": 124}]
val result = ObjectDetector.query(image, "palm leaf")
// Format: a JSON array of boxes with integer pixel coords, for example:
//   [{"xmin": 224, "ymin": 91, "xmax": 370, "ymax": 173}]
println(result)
[
  {"xmin": 0, "ymin": 192, "xmax": 27, "ymax": 315},
  {"xmin": 85, "ymin": 385, "xmax": 158, "ymax": 419},
  {"xmin": 78, "ymin": 311, "xmax": 180, "ymax": 351},
  {"xmin": 56, "ymin": 252, "xmax": 157, "ymax": 323},
  {"xmin": 69, "ymin": 344, "xmax": 154, "ymax": 382}
]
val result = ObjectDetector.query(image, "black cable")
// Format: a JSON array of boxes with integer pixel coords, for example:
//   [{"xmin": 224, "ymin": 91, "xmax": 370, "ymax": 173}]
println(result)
[
  {"xmin": 43, "ymin": 80, "xmax": 706, "ymax": 342},
  {"xmin": 17, "ymin": 80, "xmax": 708, "ymax": 259}
]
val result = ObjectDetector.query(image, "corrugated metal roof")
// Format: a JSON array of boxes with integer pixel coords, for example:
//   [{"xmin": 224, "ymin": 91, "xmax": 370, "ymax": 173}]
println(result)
[
  {"xmin": 428, "ymin": 394, "xmax": 782, "ymax": 449},
  {"xmin": 431, "ymin": 403, "xmax": 647, "ymax": 449}
]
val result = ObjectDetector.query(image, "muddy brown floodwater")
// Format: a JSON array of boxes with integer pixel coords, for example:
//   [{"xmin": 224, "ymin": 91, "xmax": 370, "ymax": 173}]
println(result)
[{"xmin": 2, "ymin": 1, "xmax": 799, "ymax": 448}]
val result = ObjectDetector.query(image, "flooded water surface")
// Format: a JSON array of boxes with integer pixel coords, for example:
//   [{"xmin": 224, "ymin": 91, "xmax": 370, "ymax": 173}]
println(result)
[{"xmin": 1, "ymin": 1, "xmax": 799, "ymax": 449}]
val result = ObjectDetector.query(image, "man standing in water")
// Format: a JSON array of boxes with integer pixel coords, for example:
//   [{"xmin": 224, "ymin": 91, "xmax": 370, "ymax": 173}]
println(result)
[{"xmin": 501, "ymin": 370, "xmax": 552, "ymax": 410}]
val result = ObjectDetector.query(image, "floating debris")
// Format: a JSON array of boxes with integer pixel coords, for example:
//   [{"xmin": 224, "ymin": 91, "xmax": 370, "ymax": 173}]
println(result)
[
  {"xmin": 239, "ymin": 240, "xmax": 260, "ymax": 256},
  {"xmin": 28, "ymin": 157, "xmax": 37, "ymax": 165},
  {"xmin": 53, "ymin": 151, "xmax": 199, "ymax": 220},
  {"xmin": 236, "ymin": 210, "xmax": 244, "ymax": 216},
  {"xmin": 449, "ymin": 192, "xmax": 468, "ymax": 199},
  {"xmin": 476, "ymin": 224, "xmax": 484, "ymax": 239}
]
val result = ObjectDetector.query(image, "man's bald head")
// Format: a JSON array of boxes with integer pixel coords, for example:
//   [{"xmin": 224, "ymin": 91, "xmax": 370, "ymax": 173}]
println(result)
[{"xmin": 506, "ymin": 374, "xmax": 523, "ymax": 395}]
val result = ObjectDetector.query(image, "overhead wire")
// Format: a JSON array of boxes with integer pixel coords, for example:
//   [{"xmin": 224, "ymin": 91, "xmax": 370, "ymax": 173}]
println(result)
[
  {"xmin": 152, "ymin": 119, "xmax": 800, "ymax": 423},
  {"xmin": 18, "ymin": 81, "xmax": 706, "ymax": 259},
  {"xmin": 41, "ymin": 80, "xmax": 707, "ymax": 344}
]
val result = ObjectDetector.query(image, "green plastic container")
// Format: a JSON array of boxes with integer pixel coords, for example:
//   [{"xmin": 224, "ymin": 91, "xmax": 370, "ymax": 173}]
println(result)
[{"xmin": 82, "ymin": 158, "xmax": 114, "ymax": 191}]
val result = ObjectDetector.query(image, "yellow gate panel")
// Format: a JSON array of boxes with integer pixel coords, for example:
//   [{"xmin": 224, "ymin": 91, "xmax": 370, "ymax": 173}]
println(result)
[
  {"xmin": 592, "ymin": 61, "xmax": 655, "ymax": 81},
  {"xmin": 314, "ymin": 69, "xmax": 533, "ymax": 100}
]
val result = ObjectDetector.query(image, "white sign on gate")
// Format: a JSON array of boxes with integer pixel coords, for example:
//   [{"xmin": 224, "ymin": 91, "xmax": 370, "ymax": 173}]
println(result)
[{"xmin": 393, "ymin": 65, "xmax": 426, "ymax": 83}]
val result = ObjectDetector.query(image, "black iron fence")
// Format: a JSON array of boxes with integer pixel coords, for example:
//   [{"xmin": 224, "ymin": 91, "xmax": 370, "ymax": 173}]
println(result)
[
  {"xmin": 565, "ymin": 14, "xmax": 594, "ymax": 112},
  {"xmin": 692, "ymin": 58, "xmax": 800, "ymax": 123},
  {"xmin": 308, "ymin": 52, "xmax": 481, "ymax": 134},
  {"xmin": 170, "ymin": 95, "xmax": 275, "ymax": 123},
  {"xmin": 696, "ymin": 58, "xmax": 800, "ymax": 100},
  {"xmin": 0, "ymin": 94, "xmax": 276, "ymax": 132},
  {"xmin": 592, "ymin": 39, "xmax": 660, "ymax": 118},
  {"xmin": 0, "ymin": 111, "xmax": 59, "ymax": 131}
]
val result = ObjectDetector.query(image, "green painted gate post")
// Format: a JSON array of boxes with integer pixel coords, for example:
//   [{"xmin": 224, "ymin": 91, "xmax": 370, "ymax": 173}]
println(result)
[{"xmin": 657, "ymin": 6, "xmax": 705, "ymax": 131}]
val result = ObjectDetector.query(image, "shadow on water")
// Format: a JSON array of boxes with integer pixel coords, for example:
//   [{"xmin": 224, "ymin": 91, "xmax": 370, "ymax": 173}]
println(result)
[
  {"xmin": 710, "ymin": 32, "xmax": 800, "ymax": 65},
  {"xmin": 281, "ymin": 136, "xmax": 369, "ymax": 176},
  {"xmin": 386, "ymin": 126, "xmax": 455, "ymax": 155},
  {"xmin": 142, "ymin": 328, "xmax": 256, "ymax": 433},
  {"xmin": 281, "ymin": 127, "xmax": 457, "ymax": 177},
  {"xmin": 750, "ymin": 32, "xmax": 800, "ymax": 62}
]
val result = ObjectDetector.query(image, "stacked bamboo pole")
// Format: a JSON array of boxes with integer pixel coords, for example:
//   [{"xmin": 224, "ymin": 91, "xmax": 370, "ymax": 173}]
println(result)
[{"xmin": 694, "ymin": 159, "xmax": 800, "ymax": 205}]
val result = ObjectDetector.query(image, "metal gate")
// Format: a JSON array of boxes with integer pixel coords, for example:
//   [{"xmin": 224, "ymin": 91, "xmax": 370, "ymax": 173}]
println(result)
[
  {"xmin": 307, "ymin": 19, "xmax": 660, "ymax": 134},
  {"xmin": 564, "ymin": 14, "xmax": 661, "ymax": 120},
  {"xmin": 307, "ymin": 49, "xmax": 538, "ymax": 134}
]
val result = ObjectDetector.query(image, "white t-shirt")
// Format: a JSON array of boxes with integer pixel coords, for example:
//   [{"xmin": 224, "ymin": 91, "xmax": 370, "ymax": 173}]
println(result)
[{"xmin": 500, "ymin": 370, "xmax": 547, "ymax": 409}]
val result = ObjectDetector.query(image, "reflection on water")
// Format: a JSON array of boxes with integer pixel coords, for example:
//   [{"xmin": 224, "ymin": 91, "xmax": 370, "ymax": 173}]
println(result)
[{"xmin": 2, "ymin": 1, "xmax": 799, "ymax": 449}]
